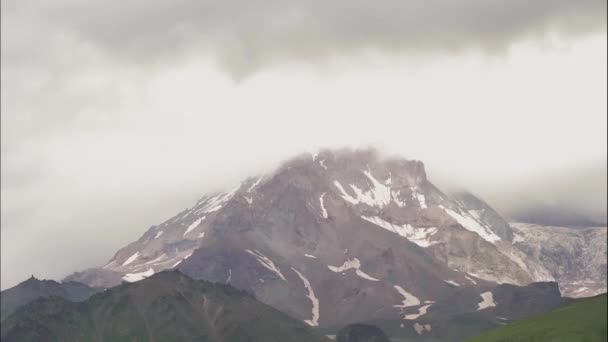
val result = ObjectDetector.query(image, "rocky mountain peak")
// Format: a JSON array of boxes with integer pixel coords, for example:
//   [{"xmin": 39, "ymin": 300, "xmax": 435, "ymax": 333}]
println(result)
[{"xmin": 64, "ymin": 147, "xmax": 562, "ymax": 327}]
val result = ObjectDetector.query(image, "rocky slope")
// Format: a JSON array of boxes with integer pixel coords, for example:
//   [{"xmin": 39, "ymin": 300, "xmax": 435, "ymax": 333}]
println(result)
[
  {"xmin": 0, "ymin": 276, "xmax": 97, "ymax": 321},
  {"xmin": 511, "ymin": 222, "xmax": 607, "ymax": 298},
  {"xmin": 336, "ymin": 281, "xmax": 567, "ymax": 341},
  {"xmin": 65, "ymin": 148, "xmax": 564, "ymax": 328},
  {"xmin": 1, "ymin": 271, "xmax": 328, "ymax": 342}
]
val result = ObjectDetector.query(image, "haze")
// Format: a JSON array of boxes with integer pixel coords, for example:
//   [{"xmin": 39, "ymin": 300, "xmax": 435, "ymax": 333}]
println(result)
[{"xmin": 1, "ymin": 0, "xmax": 606, "ymax": 289}]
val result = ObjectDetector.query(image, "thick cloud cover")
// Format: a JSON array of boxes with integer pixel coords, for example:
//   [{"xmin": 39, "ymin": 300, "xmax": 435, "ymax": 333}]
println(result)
[
  {"xmin": 1, "ymin": 0, "xmax": 606, "ymax": 289},
  {"xmin": 2, "ymin": 0, "xmax": 606, "ymax": 76}
]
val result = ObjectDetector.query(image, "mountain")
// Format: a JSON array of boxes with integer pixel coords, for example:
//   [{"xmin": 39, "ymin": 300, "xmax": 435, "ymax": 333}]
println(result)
[
  {"xmin": 336, "ymin": 324, "xmax": 390, "ymax": 342},
  {"xmin": 65, "ymin": 148, "xmax": 581, "ymax": 329},
  {"xmin": 510, "ymin": 222, "xmax": 607, "ymax": 298},
  {"xmin": 1, "ymin": 271, "xmax": 329, "ymax": 342},
  {"xmin": 0, "ymin": 276, "xmax": 97, "ymax": 321},
  {"xmin": 324, "ymin": 281, "xmax": 567, "ymax": 341},
  {"xmin": 468, "ymin": 294, "xmax": 607, "ymax": 342}
]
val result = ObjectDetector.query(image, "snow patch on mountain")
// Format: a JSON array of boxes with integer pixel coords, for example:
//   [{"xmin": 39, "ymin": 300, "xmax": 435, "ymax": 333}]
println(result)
[
  {"xmin": 440, "ymin": 206, "xmax": 501, "ymax": 243},
  {"xmin": 405, "ymin": 304, "xmax": 432, "ymax": 320},
  {"xmin": 193, "ymin": 187, "xmax": 239, "ymax": 214},
  {"xmin": 413, "ymin": 322, "xmax": 432, "ymax": 335},
  {"xmin": 122, "ymin": 252, "xmax": 140, "ymax": 266},
  {"xmin": 477, "ymin": 292, "xmax": 496, "ymax": 310},
  {"xmin": 144, "ymin": 254, "xmax": 166, "ymax": 265},
  {"xmin": 319, "ymin": 159, "xmax": 327, "ymax": 170},
  {"xmin": 361, "ymin": 216, "xmax": 438, "ymax": 247},
  {"xmin": 291, "ymin": 267, "xmax": 320, "ymax": 326},
  {"xmin": 328, "ymin": 258, "xmax": 379, "ymax": 281},
  {"xmin": 183, "ymin": 216, "xmax": 205, "ymax": 237},
  {"xmin": 247, "ymin": 175, "xmax": 264, "ymax": 192},
  {"xmin": 391, "ymin": 190, "xmax": 407, "ymax": 207},
  {"xmin": 465, "ymin": 275, "xmax": 478, "ymax": 285},
  {"xmin": 411, "ymin": 187, "xmax": 427, "ymax": 208},
  {"xmin": 319, "ymin": 193, "xmax": 328, "ymax": 219},
  {"xmin": 332, "ymin": 169, "xmax": 392, "ymax": 208},
  {"xmin": 393, "ymin": 285, "xmax": 421, "ymax": 308},
  {"xmin": 122, "ymin": 268, "xmax": 154, "ymax": 282},
  {"xmin": 246, "ymin": 249, "xmax": 287, "ymax": 281}
]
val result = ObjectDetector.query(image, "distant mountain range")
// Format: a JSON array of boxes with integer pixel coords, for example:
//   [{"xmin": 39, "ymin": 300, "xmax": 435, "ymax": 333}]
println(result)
[
  {"xmin": 2, "ymin": 148, "xmax": 606, "ymax": 341},
  {"xmin": 1, "ymin": 271, "xmax": 328, "ymax": 341},
  {"xmin": 0, "ymin": 276, "xmax": 97, "ymax": 321}
]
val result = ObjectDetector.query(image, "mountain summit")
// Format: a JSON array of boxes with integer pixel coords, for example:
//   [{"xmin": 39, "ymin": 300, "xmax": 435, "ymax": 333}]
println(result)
[{"xmin": 66, "ymin": 148, "xmax": 571, "ymax": 327}]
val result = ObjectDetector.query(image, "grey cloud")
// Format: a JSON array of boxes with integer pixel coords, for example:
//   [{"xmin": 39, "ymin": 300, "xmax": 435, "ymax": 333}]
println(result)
[
  {"xmin": 3, "ymin": 0, "xmax": 606, "ymax": 77},
  {"xmin": 1, "ymin": 0, "xmax": 606, "ymax": 289}
]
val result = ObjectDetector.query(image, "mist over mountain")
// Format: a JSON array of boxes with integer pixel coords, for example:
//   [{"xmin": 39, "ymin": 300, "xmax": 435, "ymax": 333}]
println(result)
[{"xmin": 492, "ymin": 162, "xmax": 607, "ymax": 227}]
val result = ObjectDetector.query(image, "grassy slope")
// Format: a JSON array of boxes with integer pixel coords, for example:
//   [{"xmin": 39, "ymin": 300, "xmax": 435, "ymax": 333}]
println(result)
[{"xmin": 468, "ymin": 294, "xmax": 607, "ymax": 342}]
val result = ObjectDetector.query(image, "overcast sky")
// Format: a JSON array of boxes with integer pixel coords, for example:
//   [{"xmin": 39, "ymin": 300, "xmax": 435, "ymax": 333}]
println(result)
[{"xmin": 1, "ymin": 0, "xmax": 606, "ymax": 289}]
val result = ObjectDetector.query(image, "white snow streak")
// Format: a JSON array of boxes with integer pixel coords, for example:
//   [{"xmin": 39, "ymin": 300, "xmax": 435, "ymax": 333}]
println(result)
[
  {"xmin": 154, "ymin": 231, "xmax": 164, "ymax": 239},
  {"xmin": 391, "ymin": 190, "xmax": 407, "ymax": 207},
  {"xmin": 198, "ymin": 231, "xmax": 206, "ymax": 239},
  {"xmin": 332, "ymin": 170, "xmax": 392, "ymax": 208},
  {"xmin": 102, "ymin": 260, "xmax": 117, "ymax": 269},
  {"xmin": 144, "ymin": 254, "xmax": 166, "ymax": 265},
  {"xmin": 411, "ymin": 187, "xmax": 427, "ymax": 208},
  {"xmin": 305, "ymin": 254, "xmax": 317, "ymax": 259},
  {"xmin": 444, "ymin": 280, "xmax": 460, "ymax": 286},
  {"xmin": 122, "ymin": 268, "xmax": 154, "ymax": 282},
  {"xmin": 319, "ymin": 193, "xmax": 328, "ymax": 218},
  {"xmin": 247, "ymin": 176, "xmax": 264, "ymax": 192},
  {"xmin": 291, "ymin": 268, "xmax": 320, "ymax": 326},
  {"xmin": 393, "ymin": 285, "xmax": 421, "ymax": 309},
  {"xmin": 405, "ymin": 304, "xmax": 432, "ymax": 320},
  {"xmin": 122, "ymin": 252, "xmax": 140, "ymax": 266},
  {"xmin": 319, "ymin": 159, "xmax": 327, "ymax": 170},
  {"xmin": 440, "ymin": 206, "xmax": 501, "ymax": 244},
  {"xmin": 183, "ymin": 217, "xmax": 205, "ymax": 237},
  {"xmin": 465, "ymin": 275, "xmax": 478, "ymax": 285},
  {"xmin": 477, "ymin": 292, "xmax": 497, "ymax": 310},
  {"xmin": 170, "ymin": 250, "xmax": 195, "ymax": 269},
  {"xmin": 194, "ymin": 186, "xmax": 239, "ymax": 214},
  {"xmin": 361, "ymin": 216, "xmax": 438, "ymax": 247},
  {"xmin": 246, "ymin": 249, "xmax": 287, "ymax": 281},
  {"xmin": 328, "ymin": 258, "xmax": 379, "ymax": 281}
]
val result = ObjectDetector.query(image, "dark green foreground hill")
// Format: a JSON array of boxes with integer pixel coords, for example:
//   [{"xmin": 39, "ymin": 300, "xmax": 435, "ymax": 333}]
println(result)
[
  {"xmin": 1, "ymin": 271, "xmax": 328, "ymax": 342},
  {"xmin": 468, "ymin": 293, "xmax": 607, "ymax": 342}
]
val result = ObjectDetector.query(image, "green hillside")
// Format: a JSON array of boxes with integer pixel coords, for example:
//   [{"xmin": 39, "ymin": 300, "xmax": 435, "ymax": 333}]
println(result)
[
  {"xmin": 468, "ymin": 294, "xmax": 607, "ymax": 342},
  {"xmin": 1, "ymin": 271, "xmax": 328, "ymax": 342}
]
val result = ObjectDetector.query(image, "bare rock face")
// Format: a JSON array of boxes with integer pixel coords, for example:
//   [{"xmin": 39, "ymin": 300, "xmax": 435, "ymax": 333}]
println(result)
[
  {"xmin": 511, "ymin": 222, "xmax": 607, "ymax": 298},
  {"xmin": 65, "ymin": 148, "xmax": 575, "ymax": 327}
]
